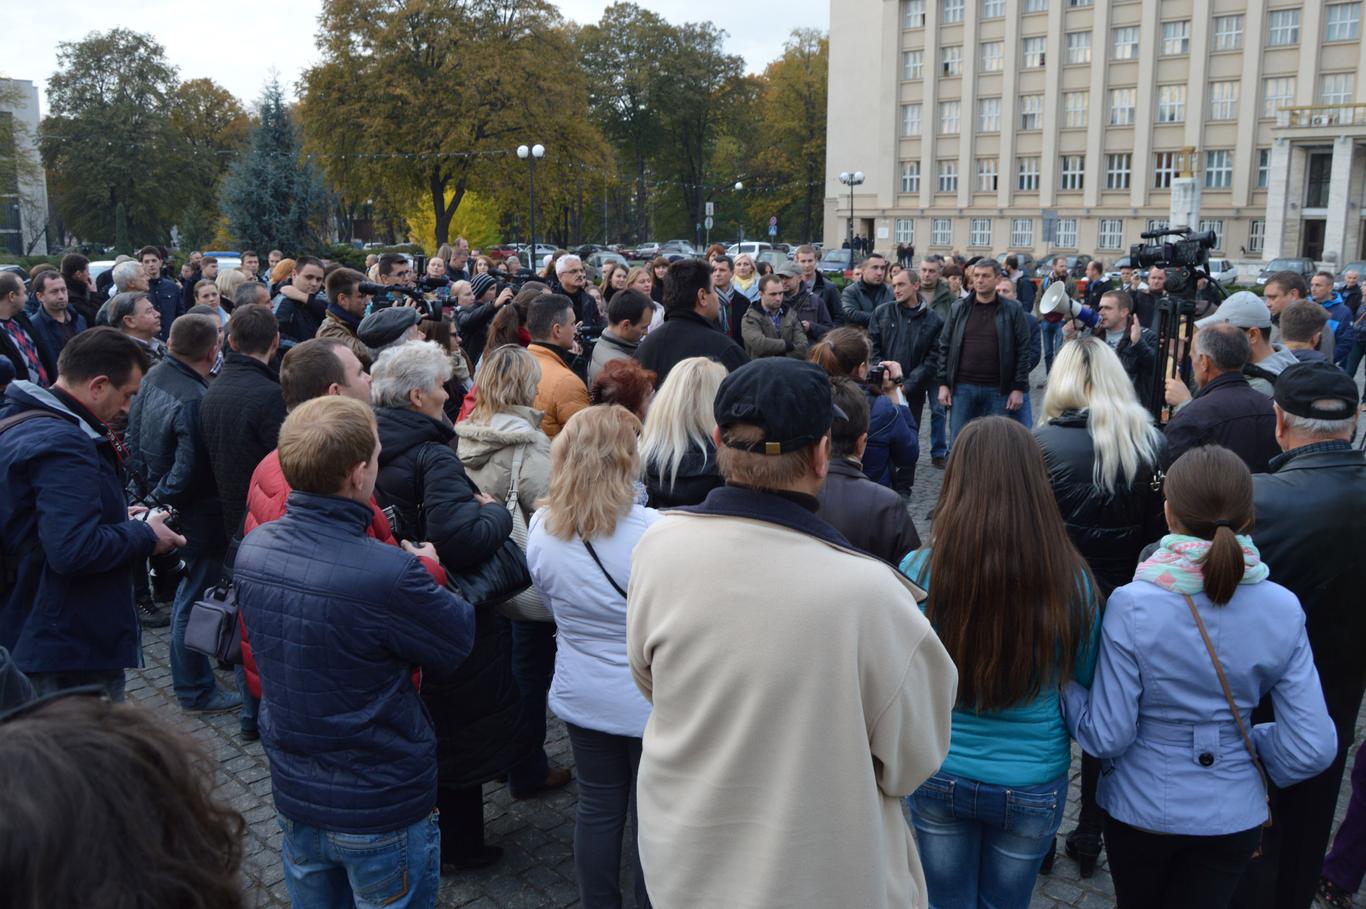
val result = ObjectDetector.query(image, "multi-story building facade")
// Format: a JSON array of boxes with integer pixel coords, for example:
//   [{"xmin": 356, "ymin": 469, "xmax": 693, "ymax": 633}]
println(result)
[
  {"xmin": 0, "ymin": 79, "xmax": 50, "ymax": 256},
  {"xmin": 825, "ymin": 0, "xmax": 1366, "ymax": 267}
]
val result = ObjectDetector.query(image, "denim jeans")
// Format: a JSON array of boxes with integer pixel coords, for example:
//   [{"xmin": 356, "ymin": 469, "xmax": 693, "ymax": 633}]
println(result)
[
  {"xmin": 907, "ymin": 383, "xmax": 949, "ymax": 459},
  {"xmin": 948, "ymin": 383, "xmax": 1025, "ymax": 442},
  {"xmin": 508, "ymin": 619, "xmax": 557, "ymax": 791},
  {"xmin": 27, "ymin": 669, "xmax": 126, "ymax": 702},
  {"xmin": 237, "ymin": 665, "xmax": 259, "ymax": 734},
  {"xmin": 169, "ymin": 555, "xmax": 223, "ymax": 708},
  {"xmin": 1041, "ymin": 319, "xmax": 1062, "ymax": 373},
  {"xmin": 1323, "ymin": 745, "xmax": 1366, "ymax": 893},
  {"xmin": 565, "ymin": 722, "xmax": 650, "ymax": 909},
  {"xmin": 908, "ymin": 770, "xmax": 1067, "ymax": 909},
  {"xmin": 278, "ymin": 811, "xmax": 441, "ymax": 909}
]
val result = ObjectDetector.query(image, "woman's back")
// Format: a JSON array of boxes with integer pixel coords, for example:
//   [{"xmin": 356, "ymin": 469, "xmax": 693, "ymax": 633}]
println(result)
[{"xmin": 454, "ymin": 405, "xmax": 551, "ymax": 515}]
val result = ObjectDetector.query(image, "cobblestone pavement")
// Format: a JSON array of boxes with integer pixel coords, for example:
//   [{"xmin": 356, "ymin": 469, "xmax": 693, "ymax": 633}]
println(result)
[{"xmin": 125, "ymin": 370, "xmax": 1364, "ymax": 908}]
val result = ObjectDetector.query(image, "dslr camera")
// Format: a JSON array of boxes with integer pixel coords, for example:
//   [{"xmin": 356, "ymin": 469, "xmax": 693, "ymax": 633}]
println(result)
[
  {"xmin": 360, "ymin": 281, "xmax": 440, "ymax": 319},
  {"xmin": 132, "ymin": 504, "xmax": 185, "ymax": 604}
]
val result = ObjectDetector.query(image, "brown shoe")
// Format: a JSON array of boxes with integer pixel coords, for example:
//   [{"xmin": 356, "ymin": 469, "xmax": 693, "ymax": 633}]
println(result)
[{"xmin": 511, "ymin": 767, "xmax": 573, "ymax": 800}]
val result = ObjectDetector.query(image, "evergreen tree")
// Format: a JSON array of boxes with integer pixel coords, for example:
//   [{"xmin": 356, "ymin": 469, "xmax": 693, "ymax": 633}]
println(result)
[{"xmin": 220, "ymin": 80, "xmax": 331, "ymax": 254}]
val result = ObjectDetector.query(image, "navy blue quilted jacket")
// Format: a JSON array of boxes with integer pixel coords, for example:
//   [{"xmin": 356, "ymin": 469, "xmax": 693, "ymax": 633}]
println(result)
[{"xmin": 234, "ymin": 491, "xmax": 476, "ymax": 833}]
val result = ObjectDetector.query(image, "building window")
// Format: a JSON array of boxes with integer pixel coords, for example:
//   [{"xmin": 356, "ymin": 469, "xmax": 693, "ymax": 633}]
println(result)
[
  {"xmin": 900, "ymin": 161, "xmax": 921, "ymax": 193},
  {"xmin": 978, "ymin": 97, "xmax": 1001, "ymax": 132},
  {"xmin": 1068, "ymin": 0, "xmax": 1093, "ymax": 7},
  {"xmin": 980, "ymin": 41, "xmax": 1004, "ymax": 72},
  {"xmin": 1263, "ymin": 77, "xmax": 1296, "ymax": 119},
  {"xmin": 1210, "ymin": 81, "xmax": 1239, "ymax": 120},
  {"xmin": 1018, "ymin": 156, "xmax": 1041, "ymax": 191},
  {"xmin": 1162, "ymin": 20, "xmax": 1191, "ymax": 55},
  {"xmin": 1011, "ymin": 218, "xmax": 1034, "ymax": 247},
  {"xmin": 902, "ymin": 103, "xmax": 922, "ymax": 136},
  {"xmin": 943, "ymin": 0, "xmax": 964, "ymax": 24},
  {"xmin": 1199, "ymin": 219, "xmax": 1226, "ymax": 250},
  {"xmin": 896, "ymin": 218, "xmax": 915, "ymax": 243},
  {"xmin": 905, "ymin": 0, "xmax": 926, "ymax": 27},
  {"xmin": 982, "ymin": 0, "xmax": 1004, "ymax": 18},
  {"xmin": 941, "ymin": 46, "xmax": 962, "ymax": 76},
  {"xmin": 1326, "ymin": 3, "xmax": 1362, "ymax": 41},
  {"xmin": 969, "ymin": 218, "xmax": 992, "ymax": 247},
  {"xmin": 1060, "ymin": 155, "xmax": 1085, "ymax": 191},
  {"xmin": 1109, "ymin": 88, "xmax": 1136, "ymax": 125},
  {"xmin": 932, "ymin": 218, "xmax": 953, "ymax": 246},
  {"xmin": 1213, "ymin": 14, "xmax": 1244, "ymax": 49},
  {"xmin": 1146, "ymin": 218, "xmax": 1170, "ymax": 233},
  {"xmin": 1023, "ymin": 36, "xmax": 1047, "ymax": 68},
  {"xmin": 976, "ymin": 158, "xmax": 999, "ymax": 192},
  {"xmin": 1249, "ymin": 219, "xmax": 1265, "ymax": 252},
  {"xmin": 1267, "ymin": 9, "xmax": 1300, "ymax": 46},
  {"xmin": 1321, "ymin": 72, "xmax": 1356, "ymax": 106},
  {"xmin": 938, "ymin": 161, "xmax": 959, "ymax": 193},
  {"xmin": 1056, "ymin": 219, "xmax": 1078, "ymax": 249},
  {"xmin": 939, "ymin": 100, "xmax": 961, "ymax": 134},
  {"xmin": 1098, "ymin": 219, "xmax": 1124, "ymax": 250},
  {"xmin": 903, "ymin": 50, "xmax": 924, "ymax": 80},
  {"xmin": 1257, "ymin": 148, "xmax": 1270, "ymax": 188},
  {"xmin": 1066, "ymin": 32, "xmax": 1092, "ymax": 65},
  {"xmin": 1106, "ymin": 153, "xmax": 1132, "ymax": 190},
  {"xmin": 1153, "ymin": 152, "xmax": 1178, "ymax": 189},
  {"xmin": 1020, "ymin": 94, "xmax": 1044, "ymax": 129},
  {"xmin": 1157, "ymin": 85, "xmax": 1186, "ymax": 123},
  {"xmin": 1064, "ymin": 92, "xmax": 1088, "ymax": 128},
  {"xmin": 1204, "ymin": 150, "xmax": 1233, "ymax": 188},
  {"xmin": 1024, "ymin": 0, "xmax": 1047, "ymax": 11},
  {"xmin": 1112, "ymin": 26, "xmax": 1139, "ymax": 60}
]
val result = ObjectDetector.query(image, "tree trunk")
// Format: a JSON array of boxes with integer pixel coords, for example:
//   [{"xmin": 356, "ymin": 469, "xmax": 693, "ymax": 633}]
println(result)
[{"xmin": 431, "ymin": 168, "xmax": 452, "ymax": 247}]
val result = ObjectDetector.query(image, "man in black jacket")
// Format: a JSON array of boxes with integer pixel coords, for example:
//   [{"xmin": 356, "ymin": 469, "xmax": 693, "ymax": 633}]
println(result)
[
  {"xmin": 840, "ymin": 253, "xmax": 893, "ymax": 327},
  {"xmin": 936, "ymin": 259, "xmax": 1031, "ymax": 440},
  {"xmin": 138, "ymin": 246, "xmax": 184, "ymax": 341},
  {"xmin": 815, "ymin": 379, "xmax": 921, "ymax": 565},
  {"xmin": 0, "ymin": 272, "xmax": 56, "ymax": 387},
  {"xmin": 1162, "ymin": 322, "xmax": 1278, "ymax": 471},
  {"xmin": 1234, "ymin": 362, "xmax": 1366, "ymax": 909},
  {"xmin": 871, "ymin": 267, "xmax": 944, "ymax": 465},
  {"xmin": 125, "ymin": 314, "xmax": 238, "ymax": 713},
  {"xmin": 1091, "ymin": 290, "xmax": 1156, "ymax": 405},
  {"xmin": 635, "ymin": 258, "xmax": 747, "ymax": 385},
  {"xmin": 272, "ymin": 256, "xmax": 327, "ymax": 349},
  {"xmin": 779, "ymin": 261, "xmax": 833, "ymax": 342},
  {"xmin": 794, "ymin": 245, "xmax": 843, "ymax": 329}
]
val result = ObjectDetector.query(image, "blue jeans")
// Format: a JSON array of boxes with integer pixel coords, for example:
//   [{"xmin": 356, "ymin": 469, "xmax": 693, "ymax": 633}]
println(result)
[
  {"xmin": 909, "ymin": 770, "xmax": 1068, "ymax": 909},
  {"xmin": 278, "ymin": 811, "xmax": 441, "ymax": 909},
  {"xmin": 908, "ymin": 384, "xmax": 949, "ymax": 459},
  {"xmin": 169, "ymin": 555, "xmax": 223, "ymax": 707},
  {"xmin": 508, "ymin": 619, "xmax": 557, "ymax": 791},
  {"xmin": 948, "ymin": 383, "xmax": 1025, "ymax": 441},
  {"xmin": 1041, "ymin": 320, "xmax": 1062, "ymax": 373}
]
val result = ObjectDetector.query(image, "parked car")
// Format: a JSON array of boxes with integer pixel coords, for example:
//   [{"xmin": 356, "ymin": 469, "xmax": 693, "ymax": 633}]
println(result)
[
  {"xmin": 86, "ymin": 259, "xmax": 118, "ymax": 287},
  {"xmin": 1256, "ymin": 256, "xmax": 1316, "ymax": 285},
  {"xmin": 631, "ymin": 241, "xmax": 661, "ymax": 259},
  {"xmin": 1335, "ymin": 261, "xmax": 1366, "ymax": 288},
  {"xmin": 755, "ymin": 250, "xmax": 790, "ymax": 272},
  {"xmin": 727, "ymin": 241, "xmax": 773, "ymax": 258},
  {"xmin": 1205, "ymin": 258, "xmax": 1238, "ymax": 285},
  {"xmin": 818, "ymin": 249, "xmax": 854, "ymax": 278},
  {"xmin": 659, "ymin": 240, "xmax": 697, "ymax": 256},
  {"xmin": 583, "ymin": 250, "xmax": 629, "ymax": 283},
  {"xmin": 1034, "ymin": 254, "xmax": 1091, "ymax": 279},
  {"xmin": 514, "ymin": 243, "xmax": 559, "ymax": 268}
]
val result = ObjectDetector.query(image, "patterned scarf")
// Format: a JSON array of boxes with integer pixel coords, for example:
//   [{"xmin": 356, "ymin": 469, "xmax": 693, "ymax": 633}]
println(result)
[{"xmin": 1133, "ymin": 533, "xmax": 1270, "ymax": 595}]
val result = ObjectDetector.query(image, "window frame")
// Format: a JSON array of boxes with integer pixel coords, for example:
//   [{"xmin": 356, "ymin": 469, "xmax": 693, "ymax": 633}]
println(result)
[
  {"xmin": 969, "ymin": 218, "xmax": 993, "ymax": 248},
  {"xmin": 978, "ymin": 96, "xmax": 1002, "ymax": 132},
  {"xmin": 976, "ymin": 157, "xmax": 999, "ymax": 192},
  {"xmin": 1017, "ymin": 156, "xmax": 1041, "ymax": 191},
  {"xmin": 1056, "ymin": 218, "xmax": 1078, "ymax": 249},
  {"xmin": 1112, "ymin": 26, "xmax": 1139, "ymax": 60},
  {"xmin": 1064, "ymin": 91, "xmax": 1089, "ymax": 128},
  {"xmin": 932, "ymin": 218, "xmax": 953, "ymax": 246},
  {"xmin": 980, "ymin": 40, "xmax": 1004, "ymax": 72},
  {"xmin": 1105, "ymin": 153, "xmax": 1132, "ymax": 190},
  {"xmin": 943, "ymin": 0, "xmax": 965, "ymax": 24},
  {"xmin": 900, "ymin": 161, "xmax": 922, "ymax": 193},
  {"xmin": 905, "ymin": 0, "xmax": 927, "ymax": 27},
  {"xmin": 1022, "ymin": 36, "xmax": 1047, "ymax": 68},
  {"xmin": 903, "ymin": 49, "xmax": 924, "ymax": 80},
  {"xmin": 1010, "ymin": 218, "xmax": 1034, "ymax": 248},
  {"xmin": 1267, "ymin": 9, "xmax": 1300, "ymax": 46},
  {"xmin": 1066, "ymin": 31, "xmax": 1092, "ymax": 65},
  {"xmin": 1153, "ymin": 152, "xmax": 1178, "ymax": 189},
  {"xmin": 1109, "ymin": 87, "xmax": 1137, "ymax": 125},
  {"xmin": 1020, "ymin": 93, "xmax": 1044, "ymax": 130},
  {"xmin": 939, "ymin": 100, "xmax": 961, "ymax": 135},
  {"xmin": 1326, "ymin": 2, "xmax": 1362, "ymax": 41},
  {"xmin": 1209, "ymin": 81, "xmax": 1240, "ymax": 120},
  {"xmin": 937, "ymin": 161, "xmax": 959, "ymax": 193},
  {"xmin": 1097, "ymin": 219, "xmax": 1124, "ymax": 250},
  {"xmin": 1060, "ymin": 154, "xmax": 1085, "ymax": 191},
  {"xmin": 1161, "ymin": 20, "xmax": 1191, "ymax": 55},
  {"xmin": 1204, "ymin": 150, "xmax": 1233, "ymax": 189},
  {"xmin": 902, "ymin": 102, "xmax": 923, "ymax": 137},
  {"xmin": 1157, "ymin": 84, "xmax": 1187, "ymax": 123},
  {"xmin": 1213, "ymin": 14, "xmax": 1244, "ymax": 50}
]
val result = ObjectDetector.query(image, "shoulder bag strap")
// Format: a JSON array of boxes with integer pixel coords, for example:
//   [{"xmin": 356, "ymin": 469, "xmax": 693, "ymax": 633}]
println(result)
[
  {"xmin": 1183, "ymin": 593, "xmax": 1272, "ymax": 828},
  {"xmin": 582, "ymin": 538, "xmax": 628, "ymax": 600},
  {"xmin": 506, "ymin": 443, "xmax": 527, "ymax": 512}
]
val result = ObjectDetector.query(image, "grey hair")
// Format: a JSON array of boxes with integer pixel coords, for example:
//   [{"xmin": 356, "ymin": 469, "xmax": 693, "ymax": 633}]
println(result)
[
  {"xmin": 233, "ymin": 281, "xmax": 264, "ymax": 309},
  {"xmin": 112, "ymin": 260, "xmax": 143, "ymax": 292},
  {"xmin": 1195, "ymin": 322, "xmax": 1249, "ymax": 372},
  {"xmin": 555, "ymin": 254, "xmax": 582, "ymax": 276},
  {"xmin": 107, "ymin": 291, "xmax": 151, "ymax": 329},
  {"xmin": 369, "ymin": 340, "xmax": 453, "ymax": 409},
  {"xmin": 1281, "ymin": 406, "xmax": 1358, "ymax": 439}
]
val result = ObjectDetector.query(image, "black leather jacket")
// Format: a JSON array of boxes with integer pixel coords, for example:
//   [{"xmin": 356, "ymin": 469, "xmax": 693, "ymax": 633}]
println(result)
[
  {"xmin": 868, "ymin": 300, "xmax": 943, "ymax": 393},
  {"xmin": 935, "ymin": 295, "xmax": 1032, "ymax": 394}
]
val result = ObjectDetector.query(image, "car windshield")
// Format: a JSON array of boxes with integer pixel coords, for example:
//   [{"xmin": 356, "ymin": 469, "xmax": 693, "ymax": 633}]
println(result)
[
  {"xmin": 1339, "ymin": 262, "xmax": 1366, "ymax": 275},
  {"xmin": 1266, "ymin": 258, "xmax": 1306, "ymax": 270}
]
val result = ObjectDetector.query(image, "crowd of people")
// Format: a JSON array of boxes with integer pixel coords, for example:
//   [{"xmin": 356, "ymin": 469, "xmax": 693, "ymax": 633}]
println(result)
[{"xmin": 0, "ymin": 238, "xmax": 1364, "ymax": 909}]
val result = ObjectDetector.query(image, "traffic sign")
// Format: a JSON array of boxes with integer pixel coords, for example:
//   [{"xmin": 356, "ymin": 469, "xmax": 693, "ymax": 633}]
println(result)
[
  {"xmin": 704, "ymin": 216, "xmax": 714, "ymax": 230},
  {"xmin": 769, "ymin": 216, "xmax": 778, "ymax": 226},
  {"xmin": 768, "ymin": 225, "xmax": 778, "ymax": 237},
  {"xmin": 705, "ymin": 201, "xmax": 715, "ymax": 217}
]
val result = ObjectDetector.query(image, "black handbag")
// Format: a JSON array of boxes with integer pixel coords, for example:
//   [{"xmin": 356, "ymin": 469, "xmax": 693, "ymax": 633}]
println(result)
[{"xmin": 184, "ymin": 582, "xmax": 243, "ymax": 664}]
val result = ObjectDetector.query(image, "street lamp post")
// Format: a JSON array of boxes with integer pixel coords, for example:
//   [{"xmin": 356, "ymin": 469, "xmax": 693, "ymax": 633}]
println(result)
[
  {"xmin": 517, "ymin": 143, "xmax": 545, "ymax": 271},
  {"xmin": 839, "ymin": 171, "xmax": 864, "ymax": 270},
  {"xmin": 734, "ymin": 181, "xmax": 744, "ymax": 247}
]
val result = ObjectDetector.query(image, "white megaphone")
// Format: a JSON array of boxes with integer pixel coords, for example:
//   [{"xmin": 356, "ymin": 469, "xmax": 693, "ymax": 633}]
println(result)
[{"xmin": 1039, "ymin": 281, "xmax": 1098, "ymax": 328}]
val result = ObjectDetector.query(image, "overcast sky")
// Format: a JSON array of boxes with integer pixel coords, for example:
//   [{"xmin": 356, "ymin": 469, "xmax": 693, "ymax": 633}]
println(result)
[{"xmin": 12, "ymin": 0, "xmax": 828, "ymax": 110}]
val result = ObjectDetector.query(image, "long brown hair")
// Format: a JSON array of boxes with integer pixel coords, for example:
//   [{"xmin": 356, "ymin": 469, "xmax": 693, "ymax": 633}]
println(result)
[
  {"xmin": 1162, "ymin": 445, "xmax": 1255, "ymax": 605},
  {"xmin": 808, "ymin": 326, "xmax": 869, "ymax": 379},
  {"xmin": 917, "ymin": 416, "xmax": 1094, "ymax": 711}
]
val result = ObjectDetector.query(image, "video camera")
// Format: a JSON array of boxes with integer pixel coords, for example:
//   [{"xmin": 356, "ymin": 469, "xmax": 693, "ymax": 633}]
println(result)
[
  {"xmin": 359, "ymin": 281, "xmax": 441, "ymax": 319},
  {"xmin": 1129, "ymin": 227, "xmax": 1217, "ymax": 297},
  {"xmin": 1132, "ymin": 227, "xmax": 1217, "ymax": 423},
  {"xmin": 494, "ymin": 267, "xmax": 536, "ymax": 295}
]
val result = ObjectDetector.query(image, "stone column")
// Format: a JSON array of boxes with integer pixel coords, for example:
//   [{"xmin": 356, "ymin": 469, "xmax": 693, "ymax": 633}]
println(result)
[
  {"xmin": 1263, "ymin": 139, "xmax": 1293, "ymax": 261},
  {"xmin": 1324, "ymin": 136, "xmax": 1356, "ymax": 267}
]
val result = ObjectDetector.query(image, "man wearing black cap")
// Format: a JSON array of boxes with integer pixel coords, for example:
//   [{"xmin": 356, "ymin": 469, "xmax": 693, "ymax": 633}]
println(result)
[
  {"xmin": 1233, "ymin": 362, "xmax": 1365, "ymax": 909},
  {"xmin": 627, "ymin": 357, "xmax": 955, "ymax": 909},
  {"xmin": 358, "ymin": 307, "xmax": 422, "ymax": 360},
  {"xmin": 634, "ymin": 258, "xmax": 747, "ymax": 384}
]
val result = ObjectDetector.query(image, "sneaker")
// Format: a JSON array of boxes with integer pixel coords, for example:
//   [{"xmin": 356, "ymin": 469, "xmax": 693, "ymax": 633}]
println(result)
[
  {"xmin": 187, "ymin": 689, "xmax": 243, "ymax": 713},
  {"xmin": 137, "ymin": 599, "xmax": 171, "ymax": 628}
]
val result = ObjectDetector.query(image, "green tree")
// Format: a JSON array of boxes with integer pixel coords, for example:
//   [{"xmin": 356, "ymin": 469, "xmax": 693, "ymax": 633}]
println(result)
[
  {"xmin": 220, "ymin": 80, "xmax": 332, "ymax": 255},
  {"xmin": 38, "ymin": 29, "xmax": 189, "ymax": 246},
  {"xmin": 170, "ymin": 78, "xmax": 250, "ymax": 242}
]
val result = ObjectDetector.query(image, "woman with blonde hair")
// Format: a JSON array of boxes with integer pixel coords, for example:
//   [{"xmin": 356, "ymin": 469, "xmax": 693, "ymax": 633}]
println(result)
[
  {"xmin": 732, "ymin": 253, "xmax": 760, "ymax": 302},
  {"xmin": 214, "ymin": 268, "xmax": 246, "ymax": 313},
  {"xmin": 624, "ymin": 265, "xmax": 663, "ymax": 333},
  {"xmin": 526, "ymin": 405, "xmax": 657, "ymax": 909},
  {"xmin": 639, "ymin": 356, "xmax": 728, "ymax": 508},
  {"xmin": 1033, "ymin": 335, "xmax": 1166, "ymax": 875}
]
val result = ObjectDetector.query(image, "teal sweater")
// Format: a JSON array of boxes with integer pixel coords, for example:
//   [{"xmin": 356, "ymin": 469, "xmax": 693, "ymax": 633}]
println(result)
[{"xmin": 900, "ymin": 549, "xmax": 1100, "ymax": 786}]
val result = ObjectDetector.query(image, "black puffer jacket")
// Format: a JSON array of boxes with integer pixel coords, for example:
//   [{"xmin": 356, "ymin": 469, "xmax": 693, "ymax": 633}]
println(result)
[
  {"xmin": 645, "ymin": 441, "xmax": 723, "ymax": 509},
  {"xmin": 1034, "ymin": 411, "xmax": 1167, "ymax": 595},
  {"xmin": 200, "ymin": 353, "xmax": 287, "ymax": 539},
  {"xmin": 373, "ymin": 406, "xmax": 528, "ymax": 787}
]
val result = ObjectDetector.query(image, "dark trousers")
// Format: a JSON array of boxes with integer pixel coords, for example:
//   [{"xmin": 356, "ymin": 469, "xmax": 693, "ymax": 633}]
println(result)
[
  {"xmin": 1323, "ymin": 745, "xmax": 1366, "ymax": 893},
  {"xmin": 508, "ymin": 619, "xmax": 556, "ymax": 791},
  {"xmin": 1106, "ymin": 814, "xmax": 1261, "ymax": 909},
  {"xmin": 565, "ymin": 723, "xmax": 650, "ymax": 909},
  {"xmin": 1074, "ymin": 752, "xmax": 1103, "ymax": 836},
  {"xmin": 436, "ymin": 784, "xmax": 486, "ymax": 863}
]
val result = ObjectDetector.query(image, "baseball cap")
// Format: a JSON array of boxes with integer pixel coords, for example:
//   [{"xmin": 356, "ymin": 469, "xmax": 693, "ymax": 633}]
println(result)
[
  {"xmin": 714, "ymin": 359, "xmax": 847, "ymax": 455},
  {"xmin": 775, "ymin": 261, "xmax": 801, "ymax": 278},
  {"xmin": 1196, "ymin": 290, "xmax": 1272, "ymax": 330},
  {"xmin": 358, "ymin": 307, "xmax": 420, "ymax": 349},
  {"xmin": 1274, "ymin": 361, "xmax": 1360, "ymax": 420}
]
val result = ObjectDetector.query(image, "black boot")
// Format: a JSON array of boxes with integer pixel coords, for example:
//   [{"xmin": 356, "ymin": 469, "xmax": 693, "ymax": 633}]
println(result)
[{"xmin": 1064, "ymin": 827, "xmax": 1103, "ymax": 878}]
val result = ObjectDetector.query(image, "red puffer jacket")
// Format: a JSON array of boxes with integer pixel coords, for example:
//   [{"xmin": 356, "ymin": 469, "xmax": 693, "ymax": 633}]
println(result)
[{"xmin": 238, "ymin": 449, "xmax": 445, "ymax": 698}]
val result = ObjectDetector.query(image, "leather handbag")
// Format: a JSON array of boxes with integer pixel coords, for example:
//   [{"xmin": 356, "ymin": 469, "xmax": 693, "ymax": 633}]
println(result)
[
  {"xmin": 184, "ymin": 582, "xmax": 243, "ymax": 664},
  {"xmin": 492, "ymin": 445, "xmax": 553, "ymax": 622}
]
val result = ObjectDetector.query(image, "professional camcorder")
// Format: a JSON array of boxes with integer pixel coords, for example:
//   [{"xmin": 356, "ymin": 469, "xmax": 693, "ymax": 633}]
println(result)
[
  {"xmin": 1132, "ymin": 227, "xmax": 1217, "ymax": 423},
  {"xmin": 360, "ymin": 282, "xmax": 441, "ymax": 319},
  {"xmin": 1129, "ymin": 227, "xmax": 1217, "ymax": 297}
]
